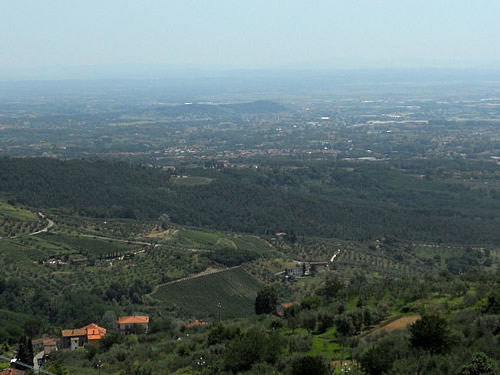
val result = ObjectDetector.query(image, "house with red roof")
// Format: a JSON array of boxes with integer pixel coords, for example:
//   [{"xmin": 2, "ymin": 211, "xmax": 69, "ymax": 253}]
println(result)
[
  {"xmin": 81, "ymin": 323, "xmax": 107, "ymax": 343},
  {"xmin": 118, "ymin": 315, "xmax": 149, "ymax": 334},
  {"xmin": 61, "ymin": 323, "xmax": 107, "ymax": 350}
]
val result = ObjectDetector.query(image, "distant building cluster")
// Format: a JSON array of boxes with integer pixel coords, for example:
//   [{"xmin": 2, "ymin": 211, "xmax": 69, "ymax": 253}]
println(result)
[{"xmin": 284, "ymin": 261, "xmax": 329, "ymax": 278}]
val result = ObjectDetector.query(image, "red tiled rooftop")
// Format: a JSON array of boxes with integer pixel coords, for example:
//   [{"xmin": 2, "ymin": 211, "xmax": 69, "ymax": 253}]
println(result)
[
  {"xmin": 81, "ymin": 323, "xmax": 106, "ymax": 340},
  {"xmin": 118, "ymin": 315, "xmax": 149, "ymax": 324}
]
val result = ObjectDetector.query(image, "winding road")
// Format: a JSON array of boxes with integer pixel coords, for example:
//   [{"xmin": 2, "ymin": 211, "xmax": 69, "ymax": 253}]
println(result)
[
  {"xmin": 0, "ymin": 211, "xmax": 54, "ymax": 239},
  {"xmin": 29, "ymin": 216, "xmax": 55, "ymax": 236}
]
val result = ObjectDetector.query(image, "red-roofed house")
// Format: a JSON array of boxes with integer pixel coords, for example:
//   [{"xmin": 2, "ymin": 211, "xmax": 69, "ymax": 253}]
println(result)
[
  {"xmin": 61, "ymin": 323, "xmax": 107, "ymax": 349},
  {"xmin": 118, "ymin": 316, "xmax": 149, "ymax": 334},
  {"xmin": 81, "ymin": 323, "xmax": 107, "ymax": 343}
]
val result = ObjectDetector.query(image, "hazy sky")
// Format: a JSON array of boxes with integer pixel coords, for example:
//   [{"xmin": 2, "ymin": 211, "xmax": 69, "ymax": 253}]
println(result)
[{"xmin": 2, "ymin": 0, "xmax": 500, "ymax": 76}]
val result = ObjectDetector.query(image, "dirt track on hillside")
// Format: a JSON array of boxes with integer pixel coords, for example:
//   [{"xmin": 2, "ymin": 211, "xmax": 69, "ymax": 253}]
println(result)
[{"xmin": 364, "ymin": 315, "xmax": 421, "ymax": 337}]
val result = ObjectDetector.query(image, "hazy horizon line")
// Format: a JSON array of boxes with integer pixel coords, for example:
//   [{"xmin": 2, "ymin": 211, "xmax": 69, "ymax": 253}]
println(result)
[{"xmin": 2, "ymin": 63, "xmax": 500, "ymax": 83}]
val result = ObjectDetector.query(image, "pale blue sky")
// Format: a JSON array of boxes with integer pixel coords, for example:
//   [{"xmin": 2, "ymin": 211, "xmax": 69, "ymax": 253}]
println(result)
[{"xmin": 1, "ymin": 0, "xmax": 500, "ymax": 76}]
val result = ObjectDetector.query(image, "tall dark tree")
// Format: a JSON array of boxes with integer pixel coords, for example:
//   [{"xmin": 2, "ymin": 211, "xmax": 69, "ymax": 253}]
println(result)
[
  {"xmin": 255, "ymin": 286, "xmax": 278, "ymax": 315},
  {"xmin": 23, "ymin": 320, "xmax": 42, "ymax": 338},
  {"xmin": 223, "ymin": 330, "xmax": 282, "ymax": 373},
  {"xmin": 483, "ymin": 291, "xmax": 500, "ymax": 314},
  {"xmin": 359, "ymin": 344, "xmax": 396, "ymax": 375},
  {"xmin": 16, "ymin": 336, "xmax": 34, "ymax": 367},
  {"xmin": 409, "ymin": 315, "xmax": 452, "ymax": 354}
]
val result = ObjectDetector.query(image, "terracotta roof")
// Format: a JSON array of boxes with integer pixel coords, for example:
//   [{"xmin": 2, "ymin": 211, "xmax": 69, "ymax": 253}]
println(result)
[
  {"xmin": 81, "ymin": 323, "xmax": 106, "ymax": 341},
  {"xmin": 118, "ymin": 315, "xmax": 149, "ymax": 324},
  {"xmin": 43, "ymin": 338, "xmax": 56, "ymax": 345},
  {"xmin": 184, "ymin": 320, "xmax": 209, "ymax": 328},
  {"xmin": 0, "ymin": 369, "xmax": 25, "ymax": 375},
  {"xmin": 61, "ymin": 329, "xmax": 87, "ymax": 337}
]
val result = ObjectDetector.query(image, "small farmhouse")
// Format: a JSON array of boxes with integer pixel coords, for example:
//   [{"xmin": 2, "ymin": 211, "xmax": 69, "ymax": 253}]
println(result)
[
  {"xmin": 32, "ymin": 338, "xmax": 57, "ymax": 355},
  {"xmin": 118, "ymin": 315, "xmax": 149, "ymax": 334},
  {"xmin": 61, "ymin": 329, "xmax": 87, "ymax": 350},
  {"xmin": 284, "ymin": 261, "xmax": 330, "ymax": 279},
  {"xmin": 285, "ymin": 264, "xmax": 306, "ymax": 277},
  {"xmin": 61, "ymin": 323, "xmax": 107, "ymax": 350}
]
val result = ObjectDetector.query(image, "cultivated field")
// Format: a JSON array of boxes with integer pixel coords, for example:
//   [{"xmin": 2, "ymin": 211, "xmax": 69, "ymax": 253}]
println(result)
[{"xmin": 151, "ymin": 267, "xmax": 262, "ymax": 319}]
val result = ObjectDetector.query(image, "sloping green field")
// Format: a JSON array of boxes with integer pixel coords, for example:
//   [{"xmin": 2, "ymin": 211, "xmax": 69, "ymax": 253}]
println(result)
[
  {"xmin": 151, "ymin": 267, "xmax": 262, "ymax": 320},
  {"xmin": 168, "ymin": 229, "xmax": 271, "ymax": 252},
  {"xmin": 37, "ymin": 232, "xmax": 136, "ymax": 256},
  {"xmin": 0, "ymin": 202, "xmax": 37, "ymax": 221}
]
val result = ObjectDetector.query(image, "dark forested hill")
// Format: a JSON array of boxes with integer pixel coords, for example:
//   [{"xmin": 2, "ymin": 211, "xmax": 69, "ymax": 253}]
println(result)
[{"xmin": 0, "ymin": 157, "xmax": 498, "ymax": 244}]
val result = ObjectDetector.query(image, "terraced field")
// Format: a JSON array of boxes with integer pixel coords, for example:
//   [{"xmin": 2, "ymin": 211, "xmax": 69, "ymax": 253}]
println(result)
[
  {"xmin": 36, "ymin": 232, "xmax": 138, "ymax": 256},
  {"xmin": 151, "ymin": 267, "xmax": 262, "ymax": 319}
]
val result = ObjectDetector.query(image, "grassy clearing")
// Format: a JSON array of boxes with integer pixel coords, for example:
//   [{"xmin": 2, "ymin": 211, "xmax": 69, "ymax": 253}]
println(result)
[
  {"xmin": 0, "ymin": 202, "xmax": 37, "ymax": 221},
  {"xmin": 308, "ymin": 327, "xmax": 344, "ymax": 360},
  {"xmin": 233, "ymin": 235, "xmax": 271, "ymax": 253},
  {"xmin": 169, "ymin": 230, "xmax": 271, "ymax": 254},
  {"xmin": 173, "ymin": 229, "xmax": 222, "ymax": 248},
  {"xmin": 151, "ymin": 267, "xmax": 262, "ymax": 319},
  {"xmin": 0, "ymin": 238, "xmax": 50, "ymax": 265}
]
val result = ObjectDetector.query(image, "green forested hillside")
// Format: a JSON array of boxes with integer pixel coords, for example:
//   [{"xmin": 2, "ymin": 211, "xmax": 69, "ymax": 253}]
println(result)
[{"xmin": 0, "ymin": 157, "xmax": 498, "ymax": 244}]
